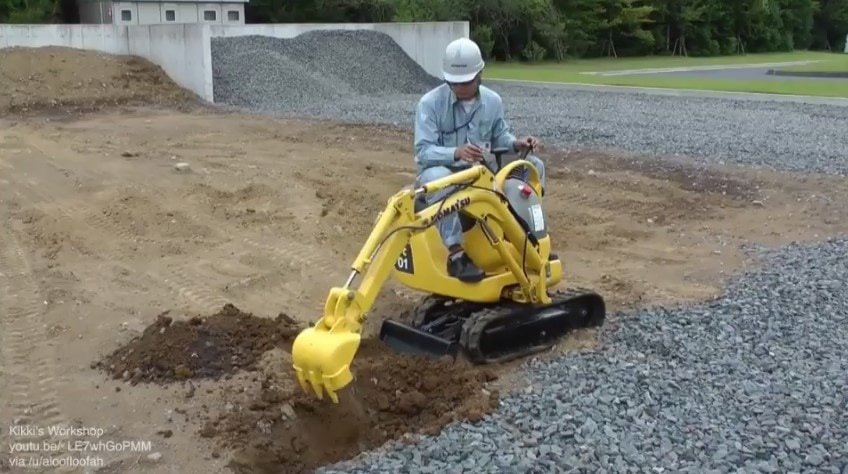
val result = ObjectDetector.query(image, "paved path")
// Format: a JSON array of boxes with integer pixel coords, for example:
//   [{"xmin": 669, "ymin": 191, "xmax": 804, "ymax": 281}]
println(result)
[
  {"xmin": 488, "ymin": 78, "xmax": 848, "ymax": 106},
  {"xmin": 663, "ymin": 67, "xmax": 845, "ymax": 81},
  {"xmin": 582, "ymin": 60, "xmax": 823, "ymax": 76}
]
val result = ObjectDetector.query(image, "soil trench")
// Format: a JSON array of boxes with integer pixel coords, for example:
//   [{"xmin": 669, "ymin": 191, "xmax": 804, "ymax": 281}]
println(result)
[{"xmin": 94, "ymin": 304, "xmax": 498, "ymax": 473}]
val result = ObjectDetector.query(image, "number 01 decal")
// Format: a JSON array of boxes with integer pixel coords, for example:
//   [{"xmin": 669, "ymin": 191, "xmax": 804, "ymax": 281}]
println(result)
[{"xmin": 395, "ymin": 244, "xmax": 415, "ymax": 274}]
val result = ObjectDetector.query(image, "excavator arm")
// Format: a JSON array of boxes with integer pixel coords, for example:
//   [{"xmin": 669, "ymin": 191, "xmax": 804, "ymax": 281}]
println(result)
[{"xmin": 291, "ymin": 157, "xmax": 545, "ymax": 403}]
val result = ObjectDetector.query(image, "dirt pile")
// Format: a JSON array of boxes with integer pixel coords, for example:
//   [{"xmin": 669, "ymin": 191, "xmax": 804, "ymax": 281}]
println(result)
[
  {"xmin": 0, "ymin": 46, "xmax": 199, "ymax": 115},
  {"xmin": 95, "ymin": 303, "xmax": 499, "ymax": 472},
  {"xmin": 94, "ymin": 304, "xmax": 301, "ymax": 384},
  {"xmin": 216, "ymin": 339, "xmax": 499, "ymax": 474}
]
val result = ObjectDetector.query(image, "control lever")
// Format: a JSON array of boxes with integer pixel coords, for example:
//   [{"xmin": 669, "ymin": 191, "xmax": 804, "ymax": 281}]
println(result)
[{"xmin": 485, "ymin": 146, "xmax": 531, "ymax": 174}]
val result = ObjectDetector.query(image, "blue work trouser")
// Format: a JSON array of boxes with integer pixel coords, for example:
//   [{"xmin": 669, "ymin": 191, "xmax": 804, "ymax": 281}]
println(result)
[{"xmin": 416, "ymin": 154, "xmax": 546, "ymax": 248}]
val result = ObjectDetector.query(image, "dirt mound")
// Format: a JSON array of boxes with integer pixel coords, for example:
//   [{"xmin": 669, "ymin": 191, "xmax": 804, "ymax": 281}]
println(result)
[
  {"xmin": 214, "ymin": 339, "xmax": 499, "ymax": 473},
  {"xmin": 0, "ymin": 46, "xmax": 199, "ymax": 115},
  {"xmin": 95, "ymin": 303, "xmax": 499, "ymax": 472},
  {"xmin": 94, "ymin": 304, "xmax": 301, "ymax": 384}
]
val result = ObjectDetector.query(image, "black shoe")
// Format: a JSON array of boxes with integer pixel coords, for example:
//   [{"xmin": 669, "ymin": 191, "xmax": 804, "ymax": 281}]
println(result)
[{"xmin": 447, "ymin": 251, "xmax": 485, "ymax": 283}]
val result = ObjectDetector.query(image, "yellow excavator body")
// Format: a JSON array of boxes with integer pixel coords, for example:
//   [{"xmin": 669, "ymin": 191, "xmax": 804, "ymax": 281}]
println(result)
[
  {"xmin": 291, "ymin": 150, "xmax": 605, "ymax": 403},
  {"xmin": 391, "ymin": 210, "xmax": 562, "ymax": 302}
]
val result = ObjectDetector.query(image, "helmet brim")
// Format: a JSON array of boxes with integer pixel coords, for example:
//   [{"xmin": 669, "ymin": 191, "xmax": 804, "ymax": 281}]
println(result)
[{"xmin": 443, "ymin": 70, "xmax": 480, "ymax": 83}]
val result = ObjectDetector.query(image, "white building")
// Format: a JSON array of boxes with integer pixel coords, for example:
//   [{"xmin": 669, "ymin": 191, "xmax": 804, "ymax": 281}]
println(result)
[{"xmin": 78, "ymin": 0, "xmax": 247, "ymax": 25}]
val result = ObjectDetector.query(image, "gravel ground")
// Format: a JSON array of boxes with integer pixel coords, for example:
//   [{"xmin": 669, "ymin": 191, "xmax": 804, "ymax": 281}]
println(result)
[
  {"xmin": 211, "ymin": 32, "xmax": 848, "ymax": 176},
  {"xmin": 318, "ymin": 239, "xmax": 848, "ymax": 474},
  {"xmin": 211, "ymin": 31, "xmax": 848, "ymax": 473}
]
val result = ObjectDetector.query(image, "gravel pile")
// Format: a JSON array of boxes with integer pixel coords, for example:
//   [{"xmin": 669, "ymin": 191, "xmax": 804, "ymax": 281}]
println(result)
[
  {"xmin": 211, "ymin": 33, "xmax": 848, "ymax": 175},
  {"xmin": 211, "ymin": 30, "xmax": 440, "ymax": 114},
  {"xmin": 318, "ymin": 238, "xmax": 848, "ymax": 473}
]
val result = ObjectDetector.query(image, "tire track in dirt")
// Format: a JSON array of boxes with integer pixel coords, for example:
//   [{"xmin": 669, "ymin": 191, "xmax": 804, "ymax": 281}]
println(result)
[
  {"xmin": 0, "ymin": 154, "xmax": 84, "ymax": 452},
  {"xmin": 53, "ymin": 195, "xmax": 232, "ymax": 314},
  {"xmin": 191, "ymin": 253, "xmax": 304, "ymax": 318},
  {"xmin": 12, "ymin": 126, "xmax": 419, "ymax": 327},
  {"xmin": 5, "ymin": 129, "xmax": 106, "ymax": 196},
  {"xmin": 229, "ymin": 237, "xmax": 346, "ymax": 314},
  {"xmin": 177, "ymin": 168, "xmax": 423, "ymax": 316},
  {"xmin": 148, "ymin": 262, "xmax": 233, "ymax": 315},
  {"xmin": 19, "ymin": 130, "xmax": 343, "ymax": 317},
  {"xmin": 0, "ymin": 220, "xmax": 69, "ymax": 454},
  {"xmin": 74, "ymin": 207, "xmax": 230, "ymax": 314},
  {"xmin": 12, "ymin": 133, "xmax": 232, "ymax": 314}
]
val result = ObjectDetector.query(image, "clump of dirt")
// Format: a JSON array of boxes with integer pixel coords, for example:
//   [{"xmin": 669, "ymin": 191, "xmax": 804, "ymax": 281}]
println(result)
[
  {"xmin": 211, "ymin": 339, "xmax": 500, "ymax": 474},
  {"xmin": 0, "ymin": 46, "xmax": 200, "ymax": 115},
  {"xmin": 94, "ymin": 304, "xmax": 301, "ymax": 384}
]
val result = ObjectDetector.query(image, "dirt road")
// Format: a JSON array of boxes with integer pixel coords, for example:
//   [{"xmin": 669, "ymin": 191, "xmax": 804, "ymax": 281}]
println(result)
[{"xmin": 1, "ymin": 48, "xmax": 847, "ymax": 474}]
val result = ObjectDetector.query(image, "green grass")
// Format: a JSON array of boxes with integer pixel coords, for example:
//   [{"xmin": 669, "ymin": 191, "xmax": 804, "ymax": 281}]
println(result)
[{"xmin": 484, "ymin": 51, "xmax": 848, "ymax": 98}]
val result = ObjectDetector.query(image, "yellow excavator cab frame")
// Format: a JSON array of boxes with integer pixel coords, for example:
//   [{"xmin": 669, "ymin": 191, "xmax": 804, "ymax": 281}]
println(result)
[{"xmin": 291, "ymin": 159, "xmax": 558, "ymax": 403}]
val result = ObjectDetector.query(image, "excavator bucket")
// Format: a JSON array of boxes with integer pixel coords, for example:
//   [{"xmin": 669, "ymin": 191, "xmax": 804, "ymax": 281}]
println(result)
[
  {"xmin": 291, "ymin": 325, "xmax": 361, "ymax": 403},
  {"xmin": 378, "ymin": 319, "xmax": 459, "ymax": 359}
]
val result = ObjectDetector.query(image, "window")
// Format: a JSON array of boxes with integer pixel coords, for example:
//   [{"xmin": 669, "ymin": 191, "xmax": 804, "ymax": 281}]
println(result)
[
  {"xmin": 165, "ymin": 10, "xmax": 175, "ymax": 21},
  {"xmin": 120, "ymin": 9, "xmax": 131, "ymax": 21},
  {"xmin": 203, "ymin": 10, "xmax": 216, "ymax": 21},
  {"xmin": 226, "ymin": 10, "xmax": 239, "ymax": 21}
]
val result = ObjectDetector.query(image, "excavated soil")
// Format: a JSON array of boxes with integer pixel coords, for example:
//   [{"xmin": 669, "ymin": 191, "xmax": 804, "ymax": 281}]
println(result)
[
  {"xmin": 219, "ymin": 341, "xmax": 498, "ymax": 474},
  {"xmin": 94, "ymin": 304, "xmax": 498, "ymax": 473},
  {"xmin": 0, "ymin": 46, "xmax": 200, "ymax": 115},
  {"xmin": 94, "ymin": 304, "xmax": 302, "ymax": 384}
]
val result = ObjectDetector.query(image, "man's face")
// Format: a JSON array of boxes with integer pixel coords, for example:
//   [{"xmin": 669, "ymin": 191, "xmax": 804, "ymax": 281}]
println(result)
[{"xmin": 449, "ymin": 74, "xmax": 479, "ymax": 100}]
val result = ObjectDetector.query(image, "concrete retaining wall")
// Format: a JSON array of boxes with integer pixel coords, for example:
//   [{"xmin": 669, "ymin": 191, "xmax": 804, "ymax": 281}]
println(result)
[{"xmin": 0, "ymin": 21, "xmax": 468, "ymax": 102}]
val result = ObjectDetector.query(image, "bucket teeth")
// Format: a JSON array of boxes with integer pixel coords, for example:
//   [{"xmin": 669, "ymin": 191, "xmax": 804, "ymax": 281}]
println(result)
[{"xmin": 294, "ymin": 367, "xmax": 342, "ymax": 403}]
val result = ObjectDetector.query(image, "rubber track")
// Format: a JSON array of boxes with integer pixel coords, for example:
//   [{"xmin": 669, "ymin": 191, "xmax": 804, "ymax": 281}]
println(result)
[{"xmin": 459, "ymin": 287, "xmax": 605, "ymax": 364}]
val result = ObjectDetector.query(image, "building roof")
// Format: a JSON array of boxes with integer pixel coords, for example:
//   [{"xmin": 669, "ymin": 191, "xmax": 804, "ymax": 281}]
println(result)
[{"xmin": 109, "ymin": 0, "xmax": 249, "ymax": 3}]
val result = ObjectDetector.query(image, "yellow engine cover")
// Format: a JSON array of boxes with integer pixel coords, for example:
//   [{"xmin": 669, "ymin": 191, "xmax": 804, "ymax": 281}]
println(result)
[{"xmin": 391, "ymin": 213, "xmax": 562, "ymax": 302}]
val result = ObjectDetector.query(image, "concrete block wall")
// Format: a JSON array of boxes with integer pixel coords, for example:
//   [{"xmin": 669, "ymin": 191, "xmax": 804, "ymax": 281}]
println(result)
[{"xmin": 0, "ymin": 22, "xmax": 469, "ymax": 103}]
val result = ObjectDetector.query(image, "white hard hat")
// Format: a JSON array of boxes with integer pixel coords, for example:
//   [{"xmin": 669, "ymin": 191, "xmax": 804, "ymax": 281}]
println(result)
[{"xmin": 442, "ymin": 38, "xmax": 485, "ymax": 83}]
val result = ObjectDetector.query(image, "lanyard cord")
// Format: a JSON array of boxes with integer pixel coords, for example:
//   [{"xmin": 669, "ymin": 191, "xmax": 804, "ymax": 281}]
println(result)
[{"xmin": 438, "ymin": 103, "xmax": 479, "ymax": 146}]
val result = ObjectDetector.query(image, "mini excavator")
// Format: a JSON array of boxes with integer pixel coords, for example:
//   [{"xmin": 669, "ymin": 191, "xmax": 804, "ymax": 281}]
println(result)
[{"xmin": 291, "ymin": 147, "xmax": 606, "ymax": 403}]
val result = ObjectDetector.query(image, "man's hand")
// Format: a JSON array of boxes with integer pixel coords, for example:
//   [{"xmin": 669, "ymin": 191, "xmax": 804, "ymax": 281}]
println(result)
[
  {"xmin": 514, "ymin": 136, "xmax": 541, "ymax": 153},
  {"xmin": 454, "ymin": 143, "xmax": 485, "ymax": 163}
]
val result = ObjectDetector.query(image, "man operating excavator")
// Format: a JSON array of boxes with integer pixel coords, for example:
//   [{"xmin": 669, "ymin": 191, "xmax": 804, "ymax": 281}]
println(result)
[
  {"xmin": 291, "ymin": 38, "xmax": 607, "ymax": 406},
  {"xmin": 414, "ymin": 37, "xmax": 546, "ymax": 283}
]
